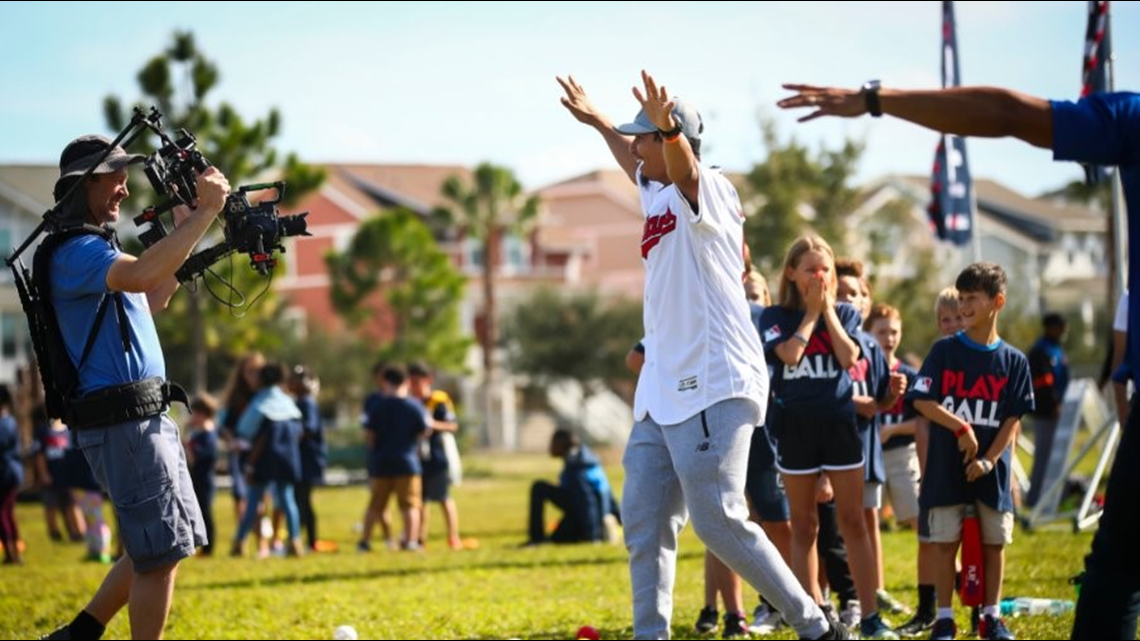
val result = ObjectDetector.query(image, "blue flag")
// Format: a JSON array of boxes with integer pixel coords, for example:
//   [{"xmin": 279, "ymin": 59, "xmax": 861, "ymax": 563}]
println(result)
[{"xmin": 928, "ymin": 0, "xmax": 974, "ymax": 246}]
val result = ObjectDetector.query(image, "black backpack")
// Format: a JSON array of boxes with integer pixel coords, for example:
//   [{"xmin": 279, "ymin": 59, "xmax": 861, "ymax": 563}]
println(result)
[{"xmin": 12, "ymin": 224, "xmax": 124, "ymax": 422}]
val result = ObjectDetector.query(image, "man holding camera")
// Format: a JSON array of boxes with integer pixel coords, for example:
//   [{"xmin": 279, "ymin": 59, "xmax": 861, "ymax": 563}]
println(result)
[{"xmin": 42, "ymin": 134, "xmax": 229, "ymax": 640}]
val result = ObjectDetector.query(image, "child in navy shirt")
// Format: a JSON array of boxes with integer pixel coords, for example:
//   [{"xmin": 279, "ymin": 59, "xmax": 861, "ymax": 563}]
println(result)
[
  {"xmin": 835, "ymin": 260, "xmax": 908, "ymax": 634},
  {"xmin": 758, "ymin": 235, "xmax": 882, "ymax": 629},
  {"xmin": 184, "ymin": 394, "xmax": 219, "ymax": 556},
  {"xmin": 907, "ymin": 263, "xmax": 1033, "ymax": 641}
]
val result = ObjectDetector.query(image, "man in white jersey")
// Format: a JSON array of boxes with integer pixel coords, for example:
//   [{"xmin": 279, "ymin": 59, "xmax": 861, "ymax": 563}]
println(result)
[{"xmin": 557, "ymin": 70, "xmax": 844, "ymax": 640}]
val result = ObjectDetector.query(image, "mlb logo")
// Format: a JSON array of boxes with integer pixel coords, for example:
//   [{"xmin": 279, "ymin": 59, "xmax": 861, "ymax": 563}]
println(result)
[
  {"xmin": 914, "ymin": 376, "xmax": 932, "ymax": 393},
  {"xmin": 763, "ymin": 326, "xmax": 782, "ymax": 343}
]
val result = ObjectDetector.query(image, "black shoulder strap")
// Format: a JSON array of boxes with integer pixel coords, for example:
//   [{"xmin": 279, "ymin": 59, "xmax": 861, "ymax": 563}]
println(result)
[{"xmin": 35, "ymin": 224, "xmax": 128, "ymax": 381}]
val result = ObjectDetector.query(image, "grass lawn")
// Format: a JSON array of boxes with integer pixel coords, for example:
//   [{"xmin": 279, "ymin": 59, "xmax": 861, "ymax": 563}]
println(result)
[{"xmin": 0, "ymin": 451, "xmax": 1093, "ymax": 639}]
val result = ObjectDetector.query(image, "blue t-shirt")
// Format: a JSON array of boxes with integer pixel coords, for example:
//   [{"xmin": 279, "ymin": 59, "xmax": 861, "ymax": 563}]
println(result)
[
  {"xmin": 1052, "ymin": 93, "xmax": 1140, "ymax": 387},
  {"xmin": 851, "ymin": 332, "xmax": 889, "ymax": 483},
  {"xmin": 758, "ymin": 303, "xmax": 863, "ymax": 417},
  {"xmin": 50, "ymin": 234, "xmax": 165, "ymax": 395},
  {"xmin": 32, "ymin": 424, "xmax": 71, "ymax": 490},
  {"xmin": 187, "ymin": 428, "xmax": 219, "ymax": 484},
  {"xmin": 0, "ymin": 414, "xmax": 22, "ymax": 489},
  {"xmin": 362, "ymin": 394, "xmax": 427, "ymax": 477},
  {"xmin": 881, "ymin": 361, "xmax": 920, "ymax": 451},
  {"xmin": 1028, "ymin": 337, "xmax": 1070, "ymax": 417},
  {"xmin": 907, "ymin": 332, "xmax": 1034, "ymax": 512},
  {"xmin": 296, "ymin": 395, "xmax": 326, "ymax": 484}
]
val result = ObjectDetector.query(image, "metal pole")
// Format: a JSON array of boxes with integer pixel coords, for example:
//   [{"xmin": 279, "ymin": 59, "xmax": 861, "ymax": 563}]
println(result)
[{"xmin": 1107, "ymin": 14, "xmax": 1128, "ymax": 303}]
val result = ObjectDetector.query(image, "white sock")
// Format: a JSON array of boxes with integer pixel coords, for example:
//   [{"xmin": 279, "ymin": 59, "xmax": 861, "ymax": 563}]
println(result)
[
  {"xmin": 984, "ymin": 605, "xmax": 1000, "ymax": 618},
  {"xmin": 937, "ymin": 607, "xmax": 954, "ymax": 621}
]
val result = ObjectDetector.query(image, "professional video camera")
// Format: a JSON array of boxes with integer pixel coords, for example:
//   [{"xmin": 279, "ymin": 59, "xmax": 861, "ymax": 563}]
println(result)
[
  {"xmin": 125, "ymin": 113, "xmax": 310, "ymax": 284},
  {"xmin": 175, "ymin": 182, "xmax": 310, "ymax": 283},
  {"xmin": 145, "ymin": 129, "xmax": 211, "ymax": 208}
]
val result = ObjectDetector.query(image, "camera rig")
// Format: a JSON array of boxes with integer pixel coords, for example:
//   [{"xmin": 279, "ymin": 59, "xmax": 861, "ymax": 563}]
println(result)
[
  {"xmin": 126, "ymin": 115, "xmax": 310, "ymax": 284},
  {"xmin": 171, "ymin": 181, "xmax": 310, "ymax": 283}
]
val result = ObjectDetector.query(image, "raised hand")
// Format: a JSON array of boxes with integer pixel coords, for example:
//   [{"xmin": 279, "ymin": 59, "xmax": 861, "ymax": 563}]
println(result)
[
  {"xmin": 778, "ymin": 83, "xmax": 865, "ymax": 123},
  {"xmin": 557, "ymin": 75, "xmax": 603, "ymax": 126},
  {"xmin": 632, "ymin": 70, "xmax": 675, "ymax": 132}
]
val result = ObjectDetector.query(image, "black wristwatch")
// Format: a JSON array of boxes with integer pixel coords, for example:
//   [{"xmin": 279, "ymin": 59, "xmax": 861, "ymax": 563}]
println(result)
[
  {"xmin": 658, "ymin": 123, "xmax": 683, "ymax": 139},
  {"xmin": 862, "ymin": 80, "xmax": 883, "ymax": 118}
]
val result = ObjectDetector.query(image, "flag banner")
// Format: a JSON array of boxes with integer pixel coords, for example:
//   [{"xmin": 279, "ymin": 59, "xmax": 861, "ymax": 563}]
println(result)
[
  {"xmin": 928, "ymin": 0, "xmax": 974, "ymax": 246},
  {"xmin": 1081, "ymin": 1, "xmax": 1111, "ymax": 185}
]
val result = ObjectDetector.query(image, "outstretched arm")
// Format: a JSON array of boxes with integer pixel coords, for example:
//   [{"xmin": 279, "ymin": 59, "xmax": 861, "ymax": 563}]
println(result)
[
  {"xmin": 108, "ymin": 168, "xmax": 230, "ymax": 299},
  {"xmin": 634, "ymin": 70, "xmax": 700, "ymax": 206},
  {"xmin": 557, "ymin": 75, "xmax": 639, "ymax": 183},
  {"xmin": 778, "ymin": 84, "xmax": 1053, "ymax": 149}
]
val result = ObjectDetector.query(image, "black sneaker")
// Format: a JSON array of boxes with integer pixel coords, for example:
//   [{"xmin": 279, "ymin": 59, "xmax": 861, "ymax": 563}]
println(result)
[
  {"xmin": 39, "ymin": 625, "xmax": 70, "ymax": 640},
  {"xmin": 894, "ymin": 612, "xmax": 935, "ymax": 637},
  {"xmin": 695, "ymin": 606, "xmax": 719, "ymax": 634},
  {"xmin": 809, "ymin": 616, "xmax": 854, "ymax": 640},
  {"xmin": 929, "ymin": 618, "xmax": 956, "ymax": 641},
  {"xmin": 980, "ymin": 615, "xmax": 1015, "ymax": 640},
  {"xmin": 722, "ymin": 611, "xmax": 748, "ymax": 639}
]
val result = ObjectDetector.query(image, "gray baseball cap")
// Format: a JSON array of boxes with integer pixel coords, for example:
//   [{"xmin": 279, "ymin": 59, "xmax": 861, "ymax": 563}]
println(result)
[
  {"xmin": 615, "ymin": 97, "xmax": 704, "ymax": 140},
  {"xmin": 57, "ymin": 134, "xmax": 144, "ymax": 180}
]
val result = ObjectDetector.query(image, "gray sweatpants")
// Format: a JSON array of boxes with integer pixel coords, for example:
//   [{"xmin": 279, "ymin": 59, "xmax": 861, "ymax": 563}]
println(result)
[{"xmin": 622, "ymin": 398, "xmax": 827, "ymax": 640}]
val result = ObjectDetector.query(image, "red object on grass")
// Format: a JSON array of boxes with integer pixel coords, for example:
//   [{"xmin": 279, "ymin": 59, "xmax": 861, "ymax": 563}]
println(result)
[{"xmin": 576, "ymin": 625, "xmax": 600, "ymax": 640}]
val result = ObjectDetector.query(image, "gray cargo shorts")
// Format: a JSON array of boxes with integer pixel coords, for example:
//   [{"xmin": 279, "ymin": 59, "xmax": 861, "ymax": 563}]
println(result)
[{"xmin": 76, "ymin": 414, "xmax": 206, "ymax": 572}]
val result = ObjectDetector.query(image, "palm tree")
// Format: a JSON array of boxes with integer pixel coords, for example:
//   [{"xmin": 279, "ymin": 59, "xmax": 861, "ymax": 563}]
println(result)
[{"xmin": 438, "ymin": 163, "xmax": 540, "ymax": 448}]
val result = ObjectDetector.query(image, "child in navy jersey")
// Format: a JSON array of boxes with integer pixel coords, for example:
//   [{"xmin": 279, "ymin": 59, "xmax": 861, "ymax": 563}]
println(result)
[
  {"xmin": 758, "ymin": 235, "xmax": 882, "ymax": 628},
  {"xmin": 835, "ymin": 260, "xmax": 908, "ymax": 635},
  {"xmin": 907, "ymin": 263, "xmax": 1033, "ymax": 641},
  {"xmin": 867, "ymin": 304, "xmax": 921, "ymax": 530}
]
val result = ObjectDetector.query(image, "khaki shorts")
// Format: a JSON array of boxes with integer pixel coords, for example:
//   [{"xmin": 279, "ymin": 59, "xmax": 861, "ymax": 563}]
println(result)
[
  {"xmin": 883, "ymin": 444, "xmax": 921, "ymax": 523},
  {"xmin": 926, "ymin": 502, "xmax": 1014, "ymax": 545},
  {"xmin": 369, "ymin": 475, "xmax": 422, "ymax": 512},
  {"xmin": 863, "ymin": 481, "xmax": 883, "ymax": 509},
  {"xmin": 76, "ymin": 414, "xmax": 206, "ymax": 572}
]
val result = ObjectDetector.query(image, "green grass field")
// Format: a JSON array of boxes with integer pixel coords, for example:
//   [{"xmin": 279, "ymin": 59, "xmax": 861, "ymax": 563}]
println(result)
[{"xmin": 0, "ymin": 452, "xmax": 1094, "ymax": 640}]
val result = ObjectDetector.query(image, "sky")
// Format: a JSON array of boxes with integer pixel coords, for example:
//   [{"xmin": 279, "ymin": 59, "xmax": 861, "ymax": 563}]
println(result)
[{"xmin": 2, "ymin": 1, "xmax": 1138, "ymax": 198}]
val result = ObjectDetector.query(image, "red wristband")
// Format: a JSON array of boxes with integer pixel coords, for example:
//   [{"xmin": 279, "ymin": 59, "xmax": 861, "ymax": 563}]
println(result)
[{"xmin": 954, "ymin": 424, "xmax": 971, "ymax": 438}]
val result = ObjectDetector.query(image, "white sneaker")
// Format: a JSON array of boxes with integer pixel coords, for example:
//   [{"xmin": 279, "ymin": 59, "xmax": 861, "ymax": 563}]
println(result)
[
  {"xmin": 749, "ymin": 602, "xmax": 786, "ymax": 635},
  {"xmin": 603, "ymin": 514, "xmax": 622, "ymax": 544},
  {"xmin": 840, "ymin": 600, "xmax": 862, "ymax": 629}
]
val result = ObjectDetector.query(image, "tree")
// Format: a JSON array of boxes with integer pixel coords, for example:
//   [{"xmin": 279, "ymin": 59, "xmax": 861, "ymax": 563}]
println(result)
[
  {"xmin": 326, "ymin": 208, "xmax": 470, "ymax": 371},
  {"xmin": 742, "ymin": 121, "xmax": 863, "ymax": 273},
  {"xmin": 104, "ymin": 30, "xmax": 325, "ymax": 391},
  {"xmin": 436, "ymin": 163, "xmax": 540, "ymax": 446},
  {"xmin": 501, "ymin": 288, "xmax": 643, "ymax": 393}
]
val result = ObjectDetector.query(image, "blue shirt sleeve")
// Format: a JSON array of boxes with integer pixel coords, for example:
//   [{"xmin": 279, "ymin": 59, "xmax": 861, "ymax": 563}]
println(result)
[
  {"xmin": 1005, "ymin": 351, "xmax": 1036, "ymax": 420},
  {"xmin": 52, "ymin": 235, "xmax": 118, "ymax": 297},
  {"xmin": 758, "ymin": 306, "xmax": 790, "ymax": 359},
  {"xmin": 1052, "ymin": 93, "xmax": 1140, "ymax": 166},
  {"xmin": 908, "ymin": 339, "xmax": 946, "ymax": 402}
]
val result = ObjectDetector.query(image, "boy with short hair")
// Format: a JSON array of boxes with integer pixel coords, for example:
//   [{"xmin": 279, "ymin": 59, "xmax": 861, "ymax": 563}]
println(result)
[{"xmin": 907, "ymin": 263, "xmax": 1033, "ymax": 641}]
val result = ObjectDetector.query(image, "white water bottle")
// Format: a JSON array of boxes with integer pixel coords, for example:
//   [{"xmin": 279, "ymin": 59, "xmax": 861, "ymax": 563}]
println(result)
[{"xmin": 1001, "ymin": 597, "xmax": 1075, "ymax": 617}]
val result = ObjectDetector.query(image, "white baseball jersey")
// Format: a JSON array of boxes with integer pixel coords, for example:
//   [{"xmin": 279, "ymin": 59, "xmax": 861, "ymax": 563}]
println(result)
[{"xmin": 632, "ymin": 164, "xmax": 768, "ymax": 426}]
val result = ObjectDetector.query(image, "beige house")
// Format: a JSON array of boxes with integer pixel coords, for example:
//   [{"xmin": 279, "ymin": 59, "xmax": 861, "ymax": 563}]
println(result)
[{"xmin": 851, "ymin": 174, "xmax": 1109, "ymax": 333}]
